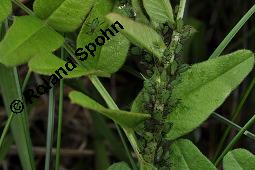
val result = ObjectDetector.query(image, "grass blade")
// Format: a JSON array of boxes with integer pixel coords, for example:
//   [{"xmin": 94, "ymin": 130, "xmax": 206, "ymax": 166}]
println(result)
[
  {"xmin": 0, "ymin": 66, "xmax": 36, "ymax": 170},
  {"xmin": 45, "ymin": 88, "xmax": 55, "ymax": 170},
  {"xmin": 55, "ymin": 47, "xmax": 64, "ymax": 170},
  {"xmin": 209, "ymin": 4, "xmax": 255, "ymax": 59}
]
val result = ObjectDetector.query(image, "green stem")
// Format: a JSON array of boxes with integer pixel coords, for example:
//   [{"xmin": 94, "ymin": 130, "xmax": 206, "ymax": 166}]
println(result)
[
  {"xmin": 45, "ymin": 89, "xmax": 55, "ymax": 170},
  {"xmin": 212, "ymin": 112, "xmax": 255, "ymax": 140},
  {"xmin": 89, "ymin": 76, "xmax": 138, "ymax": 169},
  {"xmin": 55, "ymin": 47, "xmax": 65, "ymax": 170},
  {"xmin": 215, "ymin": 114, "xmax": 255, "ymax": 166},
  {"xmin": 22, "ymin": 70, "xmax": 31, "ymax": 92}
]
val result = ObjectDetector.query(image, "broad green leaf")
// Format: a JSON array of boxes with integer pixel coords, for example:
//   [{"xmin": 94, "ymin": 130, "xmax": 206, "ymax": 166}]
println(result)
[
  {"xmin": 166, "ymin": 50, "xmax": 254, "ymax": 140},
  {"xmin": 77, "ymin": 0, "xmax": 130, "ymax": 75},
  {"xmin": 169, "ymin": 139, "xmax": 216, "ymax": 170},
  {"xmin": 69, "ymin": 91, "xmax": 150, "ymax": 128},
  {"xmin": 143, "ymin": 0, "xmax": 174, "ymax": 26},
  {"xmin": 33, "ymin": 0, "xmax": 94, "ymax": 32},
  {"xmin": 0, "ymin": 0, "xmax": 11, "ymax": 23},
  {"xmin": 107, "ymin": 162, "xmax": 131, "ymax": 170},
  {"xmin": 96, "ymin": 34, "xmax": 130, "ymax": 74},
  {"xmin": 105, "ymin": 13, "xmax": 166, "ymax": 58},
  {"xmin": 223, "ymin": 149, "xmax": 255, "ymax": 170},
  {"xmin": 0, "ymin": 16, "xmax": 64, "ymax": 67},
  {"xmin": 28, "ymin": 53, "xmax": 110, "ymax": 78},
  {"xmin": 77, "ymin": 0, "xmax": 113, "ymax": 49}
]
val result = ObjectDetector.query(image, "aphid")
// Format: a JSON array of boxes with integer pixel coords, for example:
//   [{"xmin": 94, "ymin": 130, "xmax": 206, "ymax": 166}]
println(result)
[
  {"xmin": 130, "ymin": 46, "xmax": 143, "ymax": 55},
  {"xmin": 177, "ymin": 64, "xmax": 190, "ymax": 73},
  {"xmin": 86, "ymin": 18, "xmax": 104, "ymax": 35},
  {"xmin": 152, "ymin": 41, "xmax": 161, "ymax": 50},
  {"xmin": 119, "ymin": 0, "xmax": 128, "ymax": 6}
]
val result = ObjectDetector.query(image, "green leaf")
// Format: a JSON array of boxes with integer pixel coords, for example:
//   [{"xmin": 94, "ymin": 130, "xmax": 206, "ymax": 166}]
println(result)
[
  {"xmin": 0, "ymin": 16, "xmax": 64, "ymax": 67},
  {"xmin": 223, "ymin": 149, "xmax": 255, "ymax": 170},
  {"xmin": 77, "ymin": 0, "xmax": 129, "ymax": 75},
  {"xmin": 143, "ymin": 0, "xmax": 175, "ymax": 26},
  {"xmin": 96, "ymin": 34, "xmax": 130, "ymax": 74},
  {"xmin": 77, "ymin": 0, "xmax": 114, "ymax": 49},
  {"xmin": 166, "ymin": 50, "xmax": 254, "ymax": 140},
  {"xmin": 105, "ymin": 13, "xmax": 166, "ymax": 58},
  {"xmin": 33, "ymin": 0, "xmax": 94, "ymax": 32},
  {"xmin": 28, "ymin": 53, "xmax": 109, "ymax": 78},
  {"xmin": 107, "ymin": 162, "xmax": 131, "ymax": 170},
  {"xmin": 169, "ymin": 139, "xmax": 216, "ymax": 170},
  {"xmin": 0, "ymin": 0, "xmax": 11, "ymax": 23},
  {"xmin": 69, "ymin": 91, "xmax": 150, "ymax": 128}
]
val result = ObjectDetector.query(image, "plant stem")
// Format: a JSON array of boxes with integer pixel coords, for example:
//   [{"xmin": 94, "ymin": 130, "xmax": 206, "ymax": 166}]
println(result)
[
  {"xmin": 212, "ymin": 112, "xmax": 255, "ymax": 140},
  {"xmin": 65, "ymin": 43, "xmax": 140, "ymax": 166},
  {"xmin": 89, "ymin": 76, "xmax": 138, "ymax": 169},
  {"xmin": 55, "ymin": 47, "xmax": 65, "ymax": 170},
  {"xmin": 22, "ymin": 70, "xmax": 31, "ymax": 92},
  {"xmin": 45, "ymin": 89, "xmax": 55, "ymax": 170},
  {"xmin": 215, "ymin": 114, "xmax": 255, "ymax": 166}
]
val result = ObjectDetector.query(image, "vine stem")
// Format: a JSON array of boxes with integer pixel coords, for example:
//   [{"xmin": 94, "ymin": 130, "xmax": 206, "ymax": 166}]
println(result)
[{"xmin": 215, "ymin": 114, "xmax": 255, "ymax": 166}]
